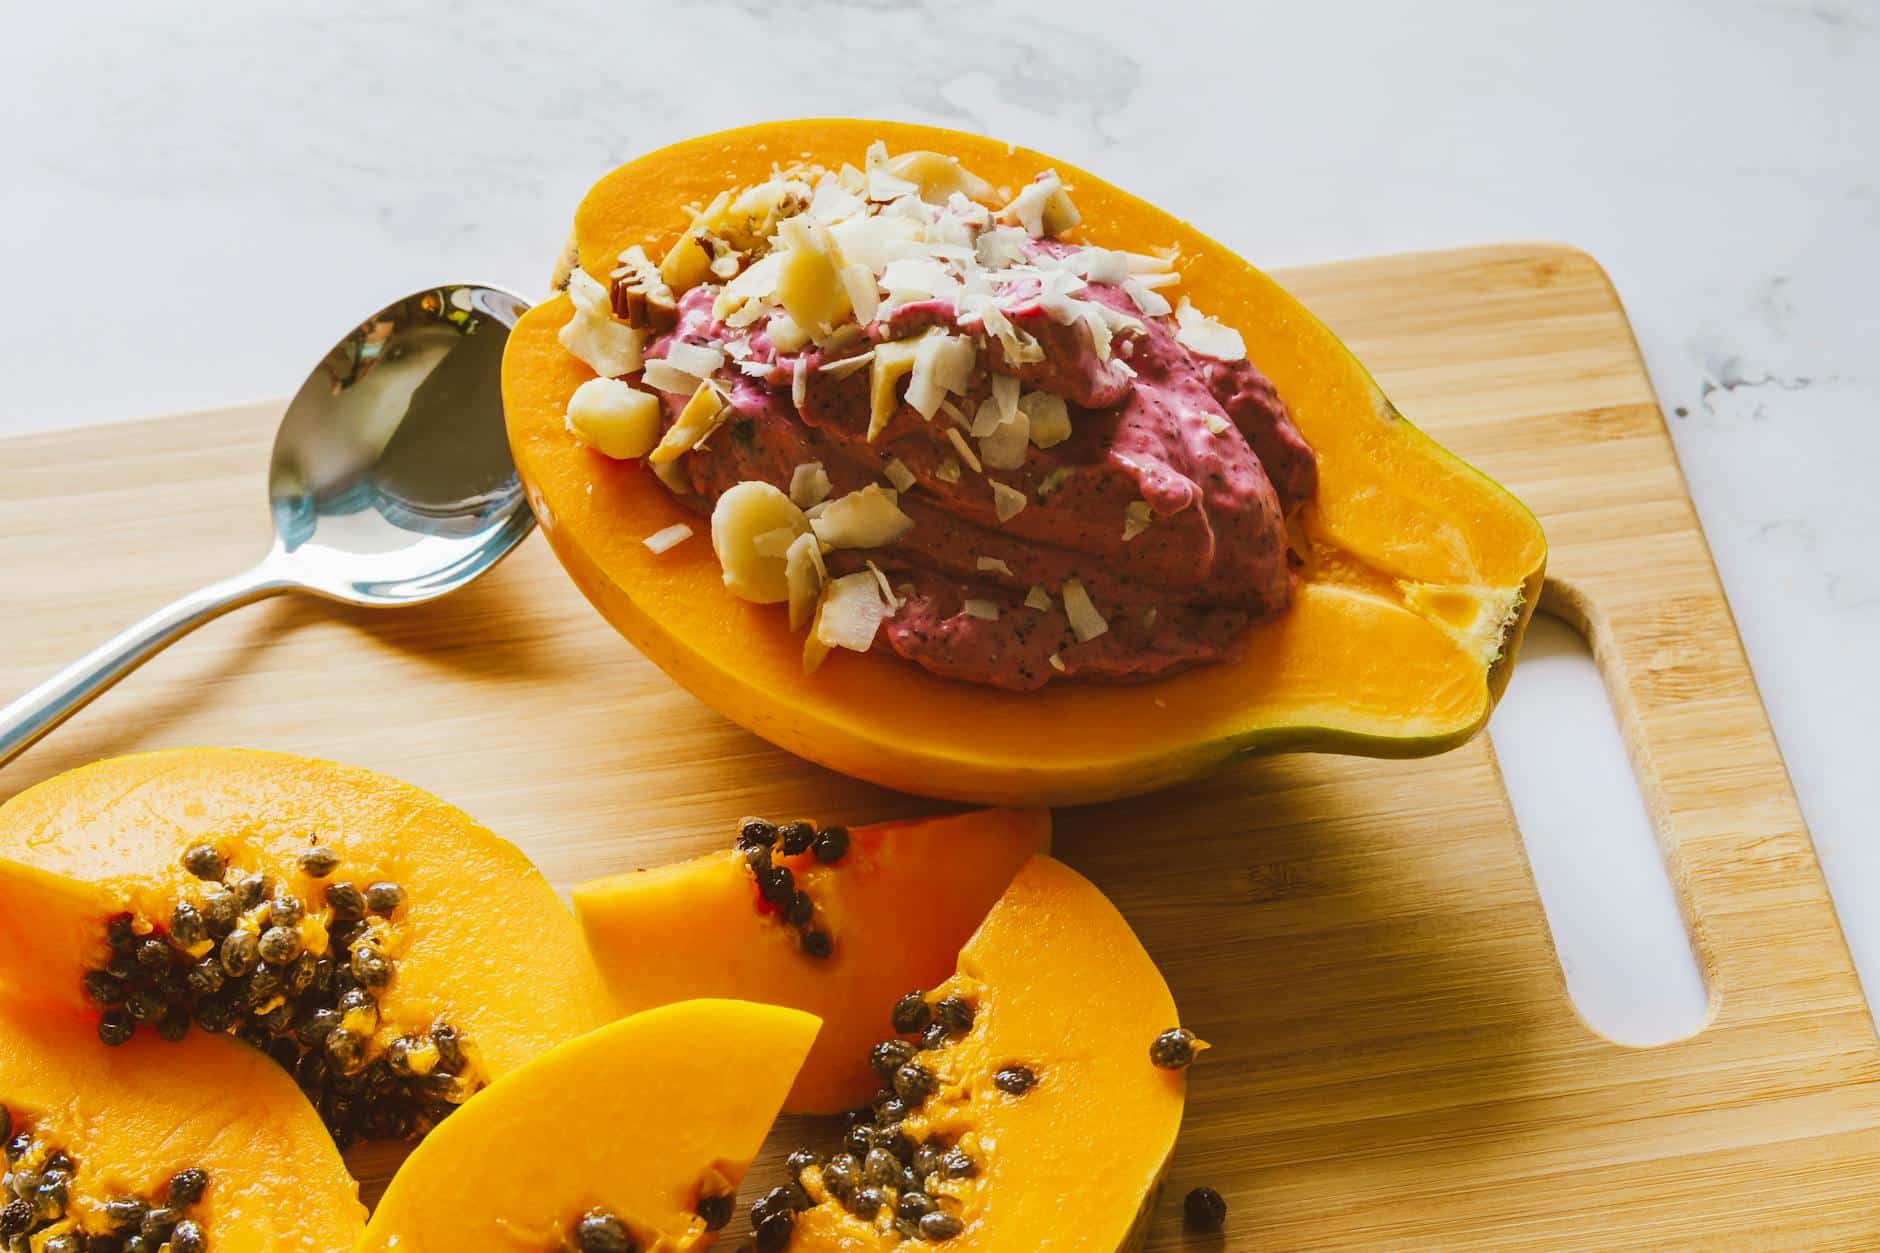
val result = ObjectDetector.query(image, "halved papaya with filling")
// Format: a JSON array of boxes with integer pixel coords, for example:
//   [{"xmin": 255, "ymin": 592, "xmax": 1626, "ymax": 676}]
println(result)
[
  {"xmin": 573, "ymin": 809, "xmax": 1049, "ymax": 1114},
  {"xmin": 0, "ymin": 749, "xmax": 617, "ymax": 1148},
  {"xmin": 500, "ymin": 118, "xmax": 1547, "ymax": 806},
  {"xmin": 358, "ymin": 999, "xmax": 820, "ymax": 1252},
  {"xmin": 0, "ymin": 995, "xmax": 365, "ymax": 1251},
  {"xmin": 743, "ymin": 854, "xmax": 1187, "ymax": 1251}
]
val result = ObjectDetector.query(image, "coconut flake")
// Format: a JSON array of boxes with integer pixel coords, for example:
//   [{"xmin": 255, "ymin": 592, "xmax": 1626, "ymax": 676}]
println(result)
[
  {"xmin": 976, "ymin": 556, "xmax": 1014, "ymax": 576},
  {"xmin": 975, "ymin": 225, "xmax": 1031, "ymax": 269},
  {"xmin": 1123, "ymin": 277, "xmax": 1172, "ymax": 317},
  {"xmin": 1038, "ymin": 466, "xmax": 1074, "ymax": 496},
  {"xmin": 990, "ymin": 481, "xmax": 1027, "ymax": 523},
  {"xmin": 841, "ymin": 261, "xmax": 880, "ymax": 325},
  {"xmin": 714, "ymin": 252, "xmax": 784, "ymax": 320},
  {"xmin": 978, "ymin": 411, "xmax": 1030, "ymax": 470},
  {"xmin": 1061, "ymin": 578, "xmax": 1108, "ymax": 641},
  {"xmin": 643, "ymin": 359, "xmax": 707, "ymax": 395},
  {"xmin": 935, "ymin": 456, "xmax": 962, "ymax": 484},
  {"xmin": 812, "ymin": 484, "xmax": 915, "ymax": 549},
  {"xmin": 1000, "ymin": 170, "xmax": 1080, "ymax": 238},
  {"xmin": 665, "ymin": 341, "xmax": 726, "ymax": 378},
  {"xmin": 791, "ymin": 356, "xmax": 808, "ymax": 412},
  {"xmin": 904, "ymin": 332, "xmax": 974, "ymax": 419},
  {"xmin": 815, "ymin": 570, "xmax": 889, "ymax": 653},
  {"xmin": 768, "ymin": 313, "xmax": 810, "ymax": 352},
  {"xmin": 865, "ymin": 560, "xmax": 904, "ymax": 611},
  {"xmin": 881, "ymin": 257, "xmax": 954, "ymax": 301},
  {"xmin": 1024, "ymin": 584, "xmax": 1052, "ymax": 611},
  {"xmin": 641, "ymin": 523, "xmax": 693, "ymax": 554},
  {"xmin": 883, "ymin": 458, "xmax": 917, "ymax": 491},
  {"xmin": 559, "ymin": 269, "xmax": 645, "ymax": 377},
  {"xmin": 785, "ymin": 531, "xmax": 827, "ymax": 631},
  {"xmin": 1174, "ymin": 297, "xmax": 1247, "ymax": 361},
  {"xmin": 1079, "ymin": 248, "xmax": 1129, "ymax": 284},
  {"xmin": 963, "ymin": 598, "xmax": 1000, "ymax": 621},
  {"xmin": 1048, "ymin": 652, "xmax": 1066, "ymax": 672},
  {"xmin": 1122, "ymin": 500, "xmax": 1153, "ymax": 542},
  {"xmin": 1020, "ymin": 391, "xmax": 1071, "ymax": 448},
  {"xmin": 789, "ymin": 461, "xmax": 832, "ymax": 508},
  {"xmin": 1202, "ymin": 411, "xmax": 1232, "ymax": 436},
  {"xmin": 944, "ymin": 427, "xmax": 982, "ymax": 473},
  {"xmin": 820, "ymin": 348, "xmax": 875, "ymax": 379}
]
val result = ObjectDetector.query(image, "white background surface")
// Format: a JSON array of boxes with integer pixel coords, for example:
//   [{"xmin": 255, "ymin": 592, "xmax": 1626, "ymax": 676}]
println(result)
[{"xmin": 1, "ymin": 1, "xmax": 1874, "ymax": 1041}]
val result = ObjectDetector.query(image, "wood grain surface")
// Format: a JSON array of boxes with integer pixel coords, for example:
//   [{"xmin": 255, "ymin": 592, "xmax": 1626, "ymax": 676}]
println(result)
[{"xmin": 1, "ymin": 244, "xmax": 1868, "ymax": 1249}]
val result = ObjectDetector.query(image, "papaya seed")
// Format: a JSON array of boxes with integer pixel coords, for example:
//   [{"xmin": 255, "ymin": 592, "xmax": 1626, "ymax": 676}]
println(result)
[
  {"xmin": 753, "ymin": 1211, "xmax": 793, "ymax": 1253},
  {"xmin": 869, "ymin": 1038, "xmax": 916, "ymax": 1078},
  {"xmin": 573, "ymin": 1207, "xmax": 633, "ymax": 1252},
  {"xmin": 778, "ymin": 820, "xmax": 815, "ymax": 855},
  {"xmin": 890, "ymin": 990, "xmax": 932, "ymax": 1035},
  {"xmin": 1149, "ymin": 1027, "xmax": 1199, "ymax": 1070},
  {"xmin": 180, "ymin": 844, "xmax": 225, "ymax": 882},
  {"xmin": 324, "ymin": 882, "xmax": 367, "ymax": 922},
  {"xmin": 933, "ymin": 995, "xmax": 974, "ymax": 1032},
  {"xmin": 1183, "ymin": 1185, "xmax": 1228, "ymax": 1230},
  {"xmin": 737, "ymin": 817, "xmax": 778, "ymax": 847},
  {"xmin": 810, "ymin": 825, "xmax": 850, "ymax": 864},
  {"xmin": 364, "ymin": 882, "xmax": 405, "ymax": 916},
  {"xmin": 296, "ymin": 845, "xmax": 341, "ymax": 879},
  {"xmin": 919, "ymin": 1210, "xmax": 964, "ymax": 1240},
  {"xmin": 994, "ymin": 1065, "xmax": 1037, "ymax": 1095},
  {"xmin": 695, "ymin": 1189, "xmax": 734, "ymax": 1231},
  {"xmin": 848, "ymin": 1184, "xmax": 887, "ymax": 1219}
]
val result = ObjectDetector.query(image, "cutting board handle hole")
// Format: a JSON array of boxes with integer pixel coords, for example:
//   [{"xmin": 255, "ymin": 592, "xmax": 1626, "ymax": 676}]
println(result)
[{"xmin": 1489, "ymin": 603, "xmax": 1712, "ymax": 1046}]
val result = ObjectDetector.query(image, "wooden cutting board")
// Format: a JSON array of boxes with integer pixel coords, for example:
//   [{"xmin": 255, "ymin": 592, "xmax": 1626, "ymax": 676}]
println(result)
[{"xmin": 0, "ymin": 244, "xmax": 1868, "ymax": 1250}]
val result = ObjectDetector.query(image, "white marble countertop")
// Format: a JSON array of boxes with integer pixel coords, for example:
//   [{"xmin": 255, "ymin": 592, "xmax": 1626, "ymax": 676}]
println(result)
[{"xmin": 1, "ymin": 1, "xmax": 1875, "ymax": 1040}]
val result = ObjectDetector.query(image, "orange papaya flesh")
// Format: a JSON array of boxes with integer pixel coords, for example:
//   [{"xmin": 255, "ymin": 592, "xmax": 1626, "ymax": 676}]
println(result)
[
  {"xmin": 0, "ymin": 749, "xmax": 617, "ymax": 1149},
  {"xmin": 0, "ymin": 996, "xmax": 366, "ymax": 1252},
  {"xmin": 573, "ymin": 808, "xmax": 1049, "ymax": 1114},
  {"xmin": 754, "ymin": 854, "xmax": 1187, "ymax": 1251},
  {"xmin": 501, "ymin": 119, "xmax": 1547, "ymax": 806},
  {"xmin": 356, "ymin": 999, "xmax": 820, "ymax": 1252}
]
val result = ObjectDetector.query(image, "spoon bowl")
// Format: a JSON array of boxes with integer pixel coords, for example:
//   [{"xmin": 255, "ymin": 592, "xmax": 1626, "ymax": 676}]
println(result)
[
  {"xmin": 268, "ymin": 284, "xmax": 534, "ymax": 606},
  {"xmin": 0, "ymin": 283, "xmax": 535, "ymax": 766}
]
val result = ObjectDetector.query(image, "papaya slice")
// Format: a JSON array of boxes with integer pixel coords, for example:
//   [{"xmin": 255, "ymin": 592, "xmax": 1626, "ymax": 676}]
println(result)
[
  {"xmin": 357, "ymin": 999, "xmax": 821, "ymax": 1252},
  {"xmin": 748, "ymin": 854, "xmax": 1186, "ymax": 1251},
  {"xmin": 0, "ymin": 996, "xmax": 365, "ymax": 1252},
  {"xmin": 573, "ymin": 809, "xmax": 1049, "ymax": 1114},
  {"xmin": 500, "ymin": 119, "xmax": 1548, "ymax": 806},
  {"xmin": 0, "ymin": 749, "xmax": 616, "ymax": 1148}
]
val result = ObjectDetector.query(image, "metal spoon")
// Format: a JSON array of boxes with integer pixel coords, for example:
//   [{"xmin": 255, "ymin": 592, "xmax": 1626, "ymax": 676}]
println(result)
[{"xmin": 0, "ymin": 283, "xmax": 535, "ymax": 768}]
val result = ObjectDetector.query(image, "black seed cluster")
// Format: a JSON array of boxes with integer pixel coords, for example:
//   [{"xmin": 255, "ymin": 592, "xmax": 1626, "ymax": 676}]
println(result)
[
  {"xmin": 734, "ymin": 818, "xmax": 850, "ymax": 960},
  {"xmin": 1149, "ymin": 1027, "xmax": 1199, "ymax": 1071},
  {"xmin": 0, "ymin": 1110, "xmax": 211, "ymax": 1251},
  {"xmin": 564, "ymin": 1206, "xmax": 635, "ymax": 1252},
  {"xmin": 765, "ymin": 989, "xmax": 988, "ymax": 1245},
  {"xmin": 1183, "ymin": 1185, "xmax": 1227, "ymax": 1231},
  {"xmin": 79, "ymin": 844, "xmax": 481, "ymax": 1147}
]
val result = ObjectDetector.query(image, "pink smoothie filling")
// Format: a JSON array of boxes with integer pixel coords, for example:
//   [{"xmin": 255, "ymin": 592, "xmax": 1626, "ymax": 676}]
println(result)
[{"xmin": 571, "ymin": 150, "xmax": 1317, "ymax": 692}]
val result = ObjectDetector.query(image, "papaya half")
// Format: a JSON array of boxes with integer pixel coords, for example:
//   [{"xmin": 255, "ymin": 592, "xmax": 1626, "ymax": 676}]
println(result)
[
  {"xmin": 745, "ymin": 854, "xmax": 1189, "ymax": 1251},
  {"xmin": 500, "ymin": 118, "xmax": 1547, "ymax": 806},
  {"xmin": 359, "ymin": 999, "xmax": 820, "ymax": 1252},
  {"xmin": 0, "ymin": 749, "xmax": 617, "ymax": 1149},
  {"xmin": 573, "ymin": 808, "xmax": 1050, "ymax": 1114},
  {"xmin": 0, "ymin": 996, "xmax": 365, "ymax": 1251}
]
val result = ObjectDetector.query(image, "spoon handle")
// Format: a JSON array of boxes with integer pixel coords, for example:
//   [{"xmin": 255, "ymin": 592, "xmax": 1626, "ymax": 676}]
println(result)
[{"xmin": 0, "ymin": 563, "xmax": 293, "ymax": 769}]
